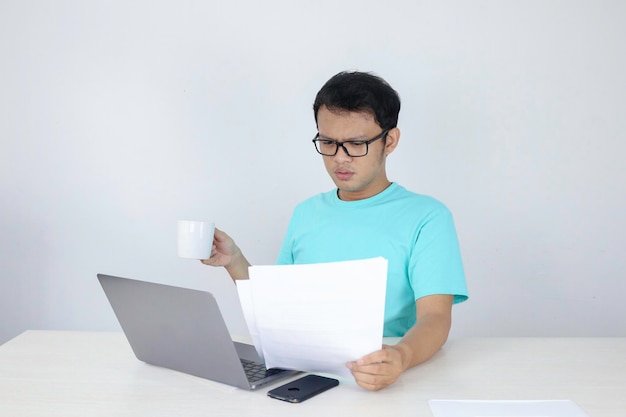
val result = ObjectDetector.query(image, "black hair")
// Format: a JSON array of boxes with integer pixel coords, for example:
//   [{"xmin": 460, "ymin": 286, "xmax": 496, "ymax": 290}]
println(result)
[{"xmin": 313, "ymin": 71, "xmax": 401, "ymax": 130}]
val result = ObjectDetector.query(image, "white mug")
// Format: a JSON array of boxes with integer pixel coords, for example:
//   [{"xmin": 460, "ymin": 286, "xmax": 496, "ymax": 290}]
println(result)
[{"xmin": 177, "ymin": 220, "xmax": 215, "ymax": 259}]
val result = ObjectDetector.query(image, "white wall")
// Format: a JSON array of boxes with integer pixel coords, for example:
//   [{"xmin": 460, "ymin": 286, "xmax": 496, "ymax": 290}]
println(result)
[{"xmin": 1, "ymin": 1, "xmax": 625, "ymax": 344}]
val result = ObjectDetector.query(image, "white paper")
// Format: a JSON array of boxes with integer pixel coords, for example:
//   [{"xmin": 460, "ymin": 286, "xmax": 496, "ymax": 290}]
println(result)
[
  {"xmin": 237, "ymin": 257, "xmax": 387, "ymax": 378},
  {"xmin": 428, "ymin": 400, "xmax": 590, "ymax": 417},
  {"xmin": 235, "ymin": 280, "xmax": 265, "ymax": 361}
]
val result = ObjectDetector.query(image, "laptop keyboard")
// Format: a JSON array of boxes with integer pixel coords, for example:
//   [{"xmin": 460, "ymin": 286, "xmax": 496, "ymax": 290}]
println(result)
[{"xmin": 240, "ymin": 359, "xmax": 286, "ymax": 382}]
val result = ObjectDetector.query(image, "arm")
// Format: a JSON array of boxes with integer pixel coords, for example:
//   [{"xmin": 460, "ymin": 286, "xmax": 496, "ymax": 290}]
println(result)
[
  {"xmin": 346, "ymin": 294, "xmax": 453, "ymax": 391},
  {"xmin": 200, "ymin": 228, "xmax": 251, "ymax": 281}
]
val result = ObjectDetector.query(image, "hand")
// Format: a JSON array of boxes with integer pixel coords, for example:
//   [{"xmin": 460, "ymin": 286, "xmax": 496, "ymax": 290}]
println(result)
[
  {"xmin": 346, "ymin": 344, "xmax": 408, "ymax": 391},
  {"xmin": 200, "ymin": 228, "xmax": 237, "ymax": 266},
  {"xmin": 200, "ymin": 229, "xmax": 250, "ymax": 280}
]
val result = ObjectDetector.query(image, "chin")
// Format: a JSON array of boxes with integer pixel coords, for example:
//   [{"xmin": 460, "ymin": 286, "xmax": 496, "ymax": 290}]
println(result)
[{"xmin": 333, "ymin": 180, "xmax": 355, "ymax": 191}]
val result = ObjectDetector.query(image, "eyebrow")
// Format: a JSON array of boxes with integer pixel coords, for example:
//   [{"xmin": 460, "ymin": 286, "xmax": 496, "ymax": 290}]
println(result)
[{"xmin": 317, "ymin": 134, "xmax": 368, "ymax": 142}]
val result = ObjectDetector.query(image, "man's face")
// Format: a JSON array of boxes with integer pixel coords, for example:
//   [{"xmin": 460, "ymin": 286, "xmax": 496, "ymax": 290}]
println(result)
[{"xmin": 316, "ymin": 105, "xmax": 399, "ymax": 201}]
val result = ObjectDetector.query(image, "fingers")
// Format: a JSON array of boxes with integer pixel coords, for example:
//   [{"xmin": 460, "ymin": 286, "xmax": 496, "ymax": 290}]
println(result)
[
  {"xmin": 199, "ymin": 245, "xmax": 220, "ymax": 266},
  {"xmin": 212, "ymin": 227, "xmax": 223, "ymax": 240},
  {"xmin": 347, "ymin": 357, "xmax": 394, "ymax": 377},
  {"xmin": 367, "ymin": 350, "xmax": 390, "ymax": 364},
  {"xmin": 352, "ymin": 347, "xmax": 394, "ymax": 367},
  {"xmin": 213, "ymin": 227, "xmax": 231, "ymax": 243},
  {"xmin": 347, "ymin": 362, "xmax": 400, "ymax": 391},
  {"xmin": 354, "ymin": 378, "xmax": 387, "ymax": 391},
  {"xmin": 346, "ymin": 346, "xmax": 404, "ymax": 391},
  {"xmin": 199, "ymin": 228, "xmax": 234, "ymax": 267}
]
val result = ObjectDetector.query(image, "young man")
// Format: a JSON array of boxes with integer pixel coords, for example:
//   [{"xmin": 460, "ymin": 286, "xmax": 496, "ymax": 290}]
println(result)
[{"xmin": 202, "ymin": 71, "xmax": 468, "ymax": 391}]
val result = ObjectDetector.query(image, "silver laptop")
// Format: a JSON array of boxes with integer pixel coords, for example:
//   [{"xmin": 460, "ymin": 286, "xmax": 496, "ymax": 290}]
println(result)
[{"xmin": 97, "ymin": 274, "xmax": 299, "ymax": 389}]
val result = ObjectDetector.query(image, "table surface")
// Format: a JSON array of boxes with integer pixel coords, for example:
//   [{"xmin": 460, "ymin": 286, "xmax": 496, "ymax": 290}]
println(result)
[{"xmin": 1, "ymin": 331, "xmax": 625, "ymax": 417}]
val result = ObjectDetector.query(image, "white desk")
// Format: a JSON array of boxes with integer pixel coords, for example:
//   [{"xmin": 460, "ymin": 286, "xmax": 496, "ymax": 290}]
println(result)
[{"xmin": 0, "ymin": 331, "xmax": 624, "ymax": 416}]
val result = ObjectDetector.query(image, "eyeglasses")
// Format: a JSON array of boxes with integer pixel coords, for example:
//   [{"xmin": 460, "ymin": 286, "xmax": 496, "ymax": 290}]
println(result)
[{"xmin": 312, "ymin": 130, "xmax": 389, "ymax": 157}]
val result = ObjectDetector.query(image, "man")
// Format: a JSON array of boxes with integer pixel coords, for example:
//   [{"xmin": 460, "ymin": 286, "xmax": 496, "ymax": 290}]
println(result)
[{"xmin": 202, "ymin": 71, "xmax": 468, "ymax": 391}]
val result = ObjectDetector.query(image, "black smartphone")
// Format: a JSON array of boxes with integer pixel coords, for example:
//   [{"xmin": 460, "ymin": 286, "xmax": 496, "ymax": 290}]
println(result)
[{"xmin": 267, "ymin": 374, "xmax": 339, "ymax": 403}]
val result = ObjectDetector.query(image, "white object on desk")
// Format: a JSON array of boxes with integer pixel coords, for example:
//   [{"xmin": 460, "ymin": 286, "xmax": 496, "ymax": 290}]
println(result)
[{"xmin": 429, "ymin": 399, "xmax": 590, "ymax": 417}]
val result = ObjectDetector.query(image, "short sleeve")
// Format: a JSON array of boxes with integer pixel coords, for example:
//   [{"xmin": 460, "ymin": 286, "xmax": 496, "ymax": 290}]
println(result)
[{"xmin": 409, "ymin": 207, "xmax": 468, "ymax": 304}]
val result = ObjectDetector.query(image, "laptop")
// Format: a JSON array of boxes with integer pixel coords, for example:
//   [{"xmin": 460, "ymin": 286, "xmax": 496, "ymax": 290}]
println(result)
[{"xmin": 97, "ymin": 273, "xmax": 299, "ymax": 389}]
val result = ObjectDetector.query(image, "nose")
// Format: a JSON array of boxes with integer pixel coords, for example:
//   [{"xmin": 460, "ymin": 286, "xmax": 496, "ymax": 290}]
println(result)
[{"xmin": 333, "ymin": 144, "xmax": 352, "ymax": 162}]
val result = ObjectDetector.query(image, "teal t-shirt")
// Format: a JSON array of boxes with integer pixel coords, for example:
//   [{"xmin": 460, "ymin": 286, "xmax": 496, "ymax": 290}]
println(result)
[{"xmin": 276, "ymin": 183, "xmax": 468, "ymax": 337}]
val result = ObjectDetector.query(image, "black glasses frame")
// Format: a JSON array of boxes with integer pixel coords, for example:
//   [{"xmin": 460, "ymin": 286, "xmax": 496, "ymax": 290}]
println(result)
[{"xmin": 312, "ymin": 129, "xmax": 390, "ymax": 157}]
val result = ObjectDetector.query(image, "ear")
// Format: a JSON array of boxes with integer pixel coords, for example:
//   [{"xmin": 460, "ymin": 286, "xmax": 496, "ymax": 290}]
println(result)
[{"xmin": 384, "ymin": 127, "xmax": 400, "ymax": 155}]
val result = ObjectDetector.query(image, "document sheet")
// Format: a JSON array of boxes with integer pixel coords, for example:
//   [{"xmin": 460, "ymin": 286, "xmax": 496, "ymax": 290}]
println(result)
[
  {"xmin": 237, "ymin": 257, "xmax": 387, "ymax": 378},
  {"xmin": 428, "ymin": 399, "xmax": 591, "ymax": 417}
]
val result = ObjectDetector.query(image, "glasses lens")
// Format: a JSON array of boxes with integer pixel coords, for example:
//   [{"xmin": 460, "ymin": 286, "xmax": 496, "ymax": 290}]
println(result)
[
  {"xmin": 343, "ymin": 142, "xmax": 367, "ymax": 157},
  {"xmin": 315, "ymin": 140, "xmax": 337, "ymax": 156}
]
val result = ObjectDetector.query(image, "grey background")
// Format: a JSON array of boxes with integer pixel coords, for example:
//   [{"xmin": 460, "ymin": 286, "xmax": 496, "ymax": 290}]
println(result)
[{"xmin": 2, "ymin": 1, "xmax": 625, "ymax": 344}]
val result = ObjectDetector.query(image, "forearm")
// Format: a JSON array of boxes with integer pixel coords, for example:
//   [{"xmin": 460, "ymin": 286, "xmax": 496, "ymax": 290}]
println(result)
[{"xmin": 395, "ymin": 312, "xmax": 451, "ymax": 370}]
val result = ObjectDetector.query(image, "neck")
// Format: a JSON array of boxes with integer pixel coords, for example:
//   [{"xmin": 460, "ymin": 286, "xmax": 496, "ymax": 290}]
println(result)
[{"xmin": 337, "ymin": 181, "xmax": 392, "ymax": 201}]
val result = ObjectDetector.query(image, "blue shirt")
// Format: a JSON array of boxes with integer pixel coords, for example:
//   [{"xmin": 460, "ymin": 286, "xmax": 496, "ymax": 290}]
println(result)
[{"xmin": 277, "ymin": 183, "xmax": 468, "ymax": 337}]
